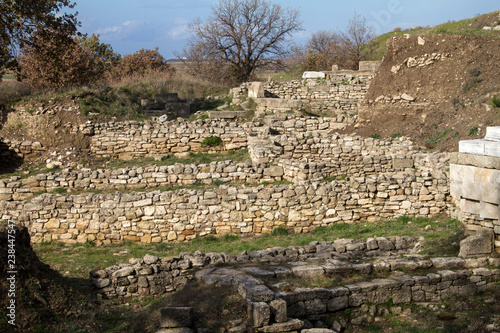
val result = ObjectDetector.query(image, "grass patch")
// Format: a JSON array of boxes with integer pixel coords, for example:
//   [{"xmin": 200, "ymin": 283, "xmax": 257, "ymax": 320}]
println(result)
[
  {"xmin": 426, "ymin": 128, "xmax": 453, "ymax": 144},
  {"xmin": 34, "ymin": 216, "xmax": 463, "ymax": 281},
  {"xmin": 491, "ymin": 96, "xmax": 500, "ymax": 108},
  {"xmin": 101, "ymin": 149, "xmax": 251, "ymax": 170},
  {"xmin": 468, "ymin": 126, "xmax": 479, "ymax": 136}
]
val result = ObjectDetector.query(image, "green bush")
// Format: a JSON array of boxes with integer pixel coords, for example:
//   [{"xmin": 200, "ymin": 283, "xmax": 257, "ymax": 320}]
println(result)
[
  {"xmin": 492, "ymin": 96, "xmax": 500, "ymax": 108},
  {"xmin": 201, "ymin": 136, "xmax": 223, "ymax": 147},
  {"xmin": 270, "ymin": 226, "xmax": 289, "ymax": 236}
]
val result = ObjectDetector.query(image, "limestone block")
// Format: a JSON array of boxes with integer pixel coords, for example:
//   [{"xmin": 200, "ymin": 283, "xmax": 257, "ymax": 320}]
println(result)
[
  {"xmin": 258, "ymin": 318, "xmax": 304, "ymax": 332},
  {"xmin": 485, "ymin": 126, "xmax": 500, "ymax": 141},
  {"xmin": 248, "ymin": 302, "xmax": 270, "ymax": 328},
  {"xmin": 160, "ymin": 307, "xmax": 194, "ymax": 328},
  {"xmin": 480, "ymin": 202, "xmax": 499, "ymax": 220},
  {"xmin": 302, "ymin": 71, "xmax": 326, "ymax": 79},
  {"xmin": 459, "ymin": 228, "xmax": 494, "ymax": 258},
  {"xmin": 461, "ymin": 199, "xmax": 481, "ymax": 215},
  {"xmin": 112, "ymin": 267, "xmax": 135, "ymax": 278},
  {"xmin": 248, "ymin": 82, "xmax": 265, "ymax": 99},
  {"xmin": 269, "ymin": 299, "xmax": 287, "ymax": 323}
]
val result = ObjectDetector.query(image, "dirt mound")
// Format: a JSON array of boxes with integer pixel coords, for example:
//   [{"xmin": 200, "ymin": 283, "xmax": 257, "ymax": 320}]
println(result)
[
  {"xmin": 0, "ymin": 96, "xmax": 91, "ymax": 169},
  {"xmin": 0, "ymin": 226, "xmax": 94, "ymax": 332},
  {"xmin": 350, "ymin": 34, "xmax": 500, "ymax": 151}
]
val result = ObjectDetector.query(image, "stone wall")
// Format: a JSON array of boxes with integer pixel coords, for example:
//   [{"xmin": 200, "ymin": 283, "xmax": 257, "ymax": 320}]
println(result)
[
  {"xmin": 0, "ymin": 133, "xmax": 450, "ymax": 202},
  {"xmin": 90, "ymin": 242, "xmax": 500, "ymax": 330},
  {"xmin": 1, "ymin": 165, "xmax": 451, "ymax": 244},
  {"xmin": 450, "ymin": 127, "xmax": 500, "ymax": 253},
  {"xmin": 86, "ymin": 116, "xmax": 357, "ymax": 159},
  {"xmin": 90, "ymin": 237, "xmax": 422, "ymax": 299}
]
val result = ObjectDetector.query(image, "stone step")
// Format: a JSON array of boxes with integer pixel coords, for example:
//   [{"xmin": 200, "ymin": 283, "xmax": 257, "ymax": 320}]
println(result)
[
  {"xmin": 459, "ymin": 139, "xmax": 500, "ymax": 157},
  {"xmin": 485, "ymin": 126, "xmax": 500, "ymax": 141}
]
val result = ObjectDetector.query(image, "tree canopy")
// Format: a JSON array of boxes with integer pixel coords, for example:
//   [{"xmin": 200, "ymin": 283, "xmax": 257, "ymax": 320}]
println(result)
[
  {"xmin": 0, "ymin": 0, "xmax": 78, "ymax": 78},
  {"xmin": 185, "ymin": 0, "xmax": 303, "ymax": 83}
]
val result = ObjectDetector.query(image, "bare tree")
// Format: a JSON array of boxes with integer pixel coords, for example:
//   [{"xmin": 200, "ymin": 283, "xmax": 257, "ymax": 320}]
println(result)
[
  {"xmin": 301, "ymin": 30, "xmax": 346, "ymax": 71},
  {"xmin": 340, "ymin": 12, "xmax": 375, "ymax": 69},
  {"xmin": 184, "ymin": 0, "xmax": 303, "ymax": 83}
]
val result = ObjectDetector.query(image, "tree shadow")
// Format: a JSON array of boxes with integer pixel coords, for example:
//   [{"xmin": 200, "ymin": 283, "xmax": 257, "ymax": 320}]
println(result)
[{"xmin": 0, "ymin": 139, "xmax": 23, "ymax": 173}]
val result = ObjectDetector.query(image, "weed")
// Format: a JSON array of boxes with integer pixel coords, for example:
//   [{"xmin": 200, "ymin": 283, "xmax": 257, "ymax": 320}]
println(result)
[
  {"xmin": 201, "ymin": 136, "xmax": 223, "ymax": 147},
  {"xmin": 391, "ymin": 133, "xmax": 404, "ymax": 139},
  {"xmin": 468, "ymin": 126, "xmax": 479, "ymax": 136},
  {"xmin": 370, "ymin": 133, "xmax": 381, "ymax": 139},
  {"xmin": 492, "ymin": 96, "xmax": 500, "ymax": 108},
  {"xmin": 462, "ymin": 68, "xmax": 483, "ymax": 93},
  {"xmin": 270, "ymin": 226, "xmax": 289, "ymax": 236},
  {"xmin": 51, "ymin": 187, "xmax": 67, "ymax": 194},
  {"xmin": 426, "ymin": 128, "xmax": 452, "ymax": 144}
]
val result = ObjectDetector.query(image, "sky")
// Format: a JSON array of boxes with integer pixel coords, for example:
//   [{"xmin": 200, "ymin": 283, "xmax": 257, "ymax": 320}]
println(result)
[{"xmin": 71, "ymin": 0, "xmax": 499, "ymax": 59}]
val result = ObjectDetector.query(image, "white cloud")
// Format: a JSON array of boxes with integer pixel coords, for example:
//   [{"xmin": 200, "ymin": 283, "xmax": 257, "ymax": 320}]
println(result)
[
  {"xmin": 96, "ymin": 20, "xmax": 147, "ymax": 40},
  {"xmin": 167, "ymin": 18, "xmax": 190, "ymax": 40}
]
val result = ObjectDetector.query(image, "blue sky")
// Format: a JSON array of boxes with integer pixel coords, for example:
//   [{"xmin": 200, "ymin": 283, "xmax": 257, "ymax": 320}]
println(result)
[{"xmin": 72, "ymin": 0, "xmax": 499, "ymax": 58}]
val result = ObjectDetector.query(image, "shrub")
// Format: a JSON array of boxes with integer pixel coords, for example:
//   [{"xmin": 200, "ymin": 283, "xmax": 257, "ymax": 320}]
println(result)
[
  {"xmin": 201, "ymin": 136, "xmax": 223, "ymax": 147},
  {"xmin": 270, "ymin": 226, "xmax": 289, "ymax": 236},
  {"xmin": 106, "ymin": 48, "xmax": 174, "ymax": 83},
  {"xmin": 19, "ymin": 34, "xmax": 97, "ymax": 90},
  {"xmin": 492, "ymin": 96, "xmax": 500, "ymax": 108}
]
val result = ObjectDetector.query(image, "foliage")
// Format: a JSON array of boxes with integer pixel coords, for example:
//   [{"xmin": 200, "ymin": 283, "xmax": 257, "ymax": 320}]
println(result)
[
  {"xmin": 201, "ymin": 136, "xmax": 223, "ymax": 147},
  {"xmin": 19, "ymin": 34, "xmax": 96, "ymax": 90},
  {"xmin": 461, "ymin": 67, "xmax": 483, "ymax": 93},
  {"xmin": 0, "ymin": 0, "xmax": 78, "ymax": 79},
  {"xmin": 468, "ymin": 126, "xmax": 479, "ymax": 136},
  {"xmin": 106, "ymin": 48, "xmax": 174, "ymax": 83},
  {"xmin": 491, "ymin": 96, "xmax": 500, "ymax": 108},
  {"xmin": 183, "ymin": 0, "xmax": 303, "ymax": 83},
  {"xmin": 80, "ymin": 33, "xmax": 121, "ymax": 76},
  {"xmin": 300, "ymin": 30, "xmax": 345, "ymax": 71}
]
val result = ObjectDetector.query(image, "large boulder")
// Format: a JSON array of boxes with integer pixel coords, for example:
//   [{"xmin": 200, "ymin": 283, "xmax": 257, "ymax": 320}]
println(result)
[{"xmin": 459, "ymin": 228, "xmax": 494, "ymax": 258}]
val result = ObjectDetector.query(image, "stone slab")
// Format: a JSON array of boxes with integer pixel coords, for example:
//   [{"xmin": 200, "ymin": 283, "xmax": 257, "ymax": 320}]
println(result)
[
  {"xmin": 459, "ymin": 139, "xmax": 487, "ymax": 155},
  {"xmin": 450, "ymin": 153, "xmax": 500, "ymax": 169},
  {"xmin": 208, "ymin": 111, "xmax": 248, "ymax": 119},
  {"xmin": 302, "ymin": 71, "xmax": 326, "ymax": 79},
  {"xmin": 485, "ymin": 126, "xmax": 500, "ymax": 141},
  {"xmin": 256, "ymin": 98, "xmax": 303, "ymax": 109}
]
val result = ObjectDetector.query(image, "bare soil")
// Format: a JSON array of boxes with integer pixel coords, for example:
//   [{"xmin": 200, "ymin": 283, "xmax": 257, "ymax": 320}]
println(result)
[{"xmin": 346, "ymin": 34, "xmax": 500, "ymax": 151}]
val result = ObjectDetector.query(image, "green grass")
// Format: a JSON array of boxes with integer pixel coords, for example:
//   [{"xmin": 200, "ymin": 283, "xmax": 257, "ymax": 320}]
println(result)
[
  {"xmin": 34, "ymin": 216, "xmax": 463, "ymax": 280},
  {"xmin": 104, "ymin": 149, "xmax": 250, "ymax": 170},
  {"xmin": 426, "ymin": 128, "xmax": 453, "ymax": 144}
]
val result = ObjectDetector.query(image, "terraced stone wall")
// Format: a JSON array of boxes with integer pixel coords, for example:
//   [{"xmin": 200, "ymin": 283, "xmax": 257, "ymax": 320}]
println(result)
[
  {"xmin": 263, "ymin": 74, "xmax": 372, "ymax": 112},
  {"xmin": 2, "ymin": 166, "xmax": 450, "ymax": 244}
]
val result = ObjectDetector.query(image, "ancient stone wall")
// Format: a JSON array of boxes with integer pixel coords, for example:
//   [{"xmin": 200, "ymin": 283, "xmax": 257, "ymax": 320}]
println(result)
[
  {"xmin": 2, "ymin": 165, "xmax": 450, "ymax": 244},
  {"xmin": 90, "ymin": 244, "xmax": 500, "ymax": 329},
  {"xmin": 450, "ymin": 127, "xmax": 500, "ymax": 253}
]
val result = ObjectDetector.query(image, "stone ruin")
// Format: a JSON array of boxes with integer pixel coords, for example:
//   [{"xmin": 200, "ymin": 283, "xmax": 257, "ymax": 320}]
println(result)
[
  {"xmin": 141, "ymin": 93, "xmax": 191, "ymax": 119},
  {"xmin": 450, "ymin": 126, "xmax": 500, "ymax": 257}
]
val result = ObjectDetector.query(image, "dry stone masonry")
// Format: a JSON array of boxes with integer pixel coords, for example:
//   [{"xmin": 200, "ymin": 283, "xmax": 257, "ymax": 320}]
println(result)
[
  {"xmin": 0, "ymin": 113, "xmax": 455, "ymax": 244},
  {"xmin": 90, "ymin": 239, "xmax": 500, "ymax": 331},
  {"xmin": 450, "ymin": 126, "xmax": 500, "ymax": 254}
]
